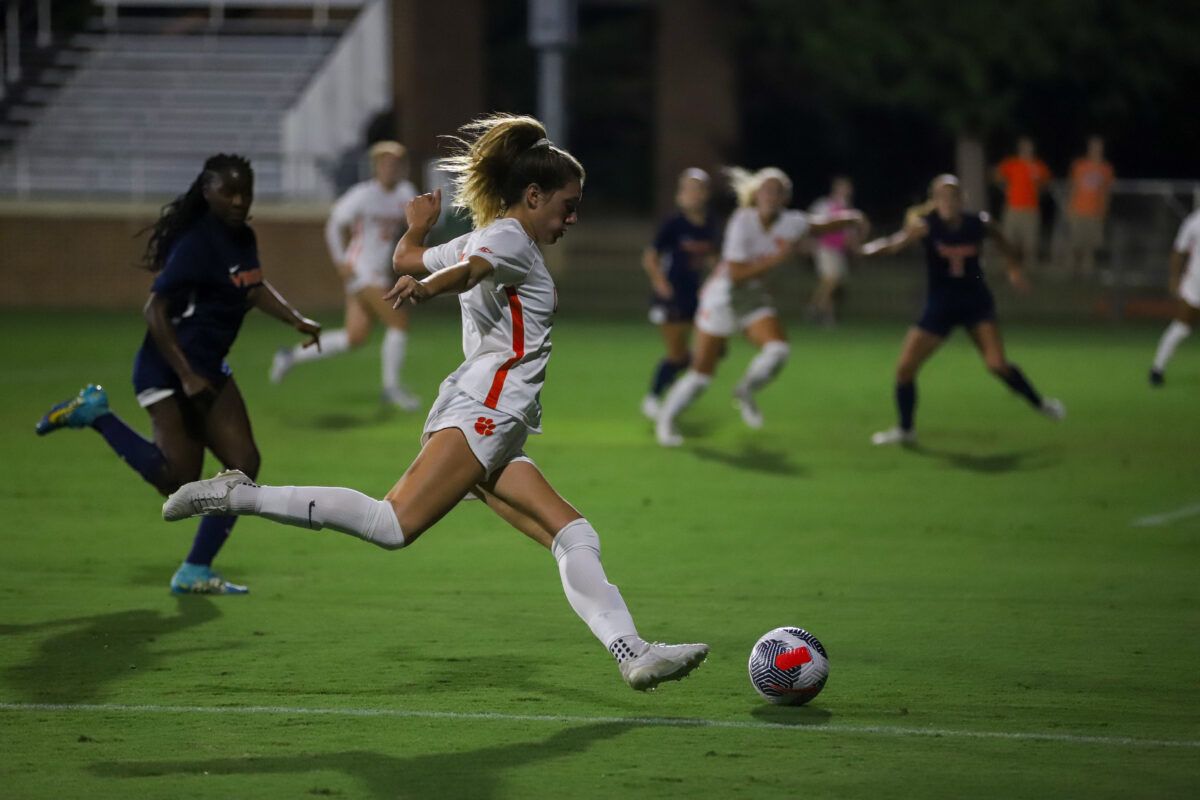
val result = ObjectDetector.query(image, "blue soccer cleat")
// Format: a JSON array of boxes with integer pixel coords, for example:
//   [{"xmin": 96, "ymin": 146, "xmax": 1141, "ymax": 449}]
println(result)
[
  {"xmin": 35, "ymin": 384, "xmax": 109, "ymax": 436},
  {"xmin": 169, "ymin": 563, "xmax": 249, "ymax": 595}
]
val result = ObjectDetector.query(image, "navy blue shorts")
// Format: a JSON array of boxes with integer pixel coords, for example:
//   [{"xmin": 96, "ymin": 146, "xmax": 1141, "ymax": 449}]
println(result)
[
  {"xmin": 132, "ymin": 344, "xmax": 230, "ymax": 406},
  {"xmin": 649, "ymin": 289, "xmax": 699, "ymax": 325},
  {"xmin": 916, "ymin": 290, "xmax": 996, "ymax": 337}
]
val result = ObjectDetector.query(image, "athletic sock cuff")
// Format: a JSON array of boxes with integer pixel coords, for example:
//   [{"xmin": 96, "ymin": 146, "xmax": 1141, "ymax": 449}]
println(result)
[{"xmin": 551, "ymin": 518, "xmax": 598, "ymax": 561}]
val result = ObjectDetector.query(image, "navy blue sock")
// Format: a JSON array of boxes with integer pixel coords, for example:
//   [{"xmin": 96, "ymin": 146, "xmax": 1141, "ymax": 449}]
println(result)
[
  {"xmin": 91, "ymin": 413, "xmax": 169, "ymax": 489},
  {"xmin": 1000, "ymin": 364, "xmax": 1042, "ymax": 407},
  {"xmin": 896, "ymin": 381, "xmax": 916, "ymax": 431},
  {"xmin": 650, "ymin": 357, "xmax": 688, "ymax": 397},
  {"xmin": 185, "ymin": 515, "xmax": 236, "ymax": 567}
]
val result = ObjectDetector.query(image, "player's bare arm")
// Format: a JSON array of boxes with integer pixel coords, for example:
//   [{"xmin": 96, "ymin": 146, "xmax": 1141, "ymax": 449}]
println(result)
[
  {"xmin": 985, "ymin": 219, "xmax": 1030, "ymax": 291},
  {"xmin": 861, "ymin": 220, "xmax": 926, "ymax": 257},
  {"xmin": 391, "ymin": 188, "xmax": 442, "ymax": 275},
  {"xmin": 641, "ymin": 246, "xmax": 673, "ymax": 299},
  {"xmin": 250, "ymin": 281, "xmax": 322, "ymax": 349},
  {"xmin": 386, "ymin": 255, "xmax": 494, "ymax": 307},
  {"xmin": 143, "ymin": 292, "xmax": 212, "ymax": 398}
]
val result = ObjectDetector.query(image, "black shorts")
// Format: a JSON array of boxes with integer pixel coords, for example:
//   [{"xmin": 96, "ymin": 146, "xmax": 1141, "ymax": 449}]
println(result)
[
  {"xmin": 649, "ymin": 289, "xmax": 699, "ymax": 325},
  {"xmin": 916, "ymin": 289, "xmax": 996, "ymax": 337},
  {"xmin": 132, "ymin": 344, "xmax": 231, "ymax": 404}
]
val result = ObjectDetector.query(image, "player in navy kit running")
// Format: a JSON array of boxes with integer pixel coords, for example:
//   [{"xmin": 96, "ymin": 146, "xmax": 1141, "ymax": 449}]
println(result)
[
  {"xmin": 35, "ymin": 154, "xmax": 321, "ymax": 593},
  {"xmin": 640, "ymin": 168, "xmax": 719, "ymax": 419},
  {"xmin": 862, "ymin": 175, "xmax": 1065, "ymax": 445}
]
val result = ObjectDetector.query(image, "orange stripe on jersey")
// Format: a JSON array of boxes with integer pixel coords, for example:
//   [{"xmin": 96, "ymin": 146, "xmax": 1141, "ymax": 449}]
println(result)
[{"xmin": 484, "ymin": 287, "xmax": 525, "ymax": 409}]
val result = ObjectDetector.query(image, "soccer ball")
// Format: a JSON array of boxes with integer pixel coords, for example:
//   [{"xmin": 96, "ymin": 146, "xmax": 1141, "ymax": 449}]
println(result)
[{"xmin": 748, "ymin": 626, "xmax": 829, "ymax": 705}]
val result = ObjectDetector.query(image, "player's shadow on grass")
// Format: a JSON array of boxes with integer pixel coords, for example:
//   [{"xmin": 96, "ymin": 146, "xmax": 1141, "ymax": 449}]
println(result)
[
  {"xmin": 0, "ymin": 597, "xmax": 223, "ymax": 704},
  {"xmin": 690, "ymin": 444, "xmax": 806, "ymax": 476},
  {"xmin": 749, "ymin": 704, "xmax": 833, "ymax": 726},
  {"xmin": 90, "ymin": 720, "xmax": 634, "ymax": 799},
  {"xmin": 907, "ymin": 444, "xmax": 1056, "ymax": 474},
  {"xmin": 303, "ymin": 405, "xmax": 404, "ymax": 431}
]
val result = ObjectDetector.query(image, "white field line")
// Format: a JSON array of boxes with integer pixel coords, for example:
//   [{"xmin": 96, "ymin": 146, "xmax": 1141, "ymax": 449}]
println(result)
[
  {"xmin": 1, "ymin": 702, "xmax": 1197, "ymax": 750},
  {"xmin": 1132, "ymin": 502, "xmax": 1200, "ymax": 527}
]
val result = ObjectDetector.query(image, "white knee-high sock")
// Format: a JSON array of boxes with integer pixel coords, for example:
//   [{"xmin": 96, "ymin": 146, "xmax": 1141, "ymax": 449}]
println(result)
[
  {"xmin": 1153, "ymin": 321, "xmax": 1192, "ymax": 371},
  {"xmin": 382, "ymin": 328, "xmax": 408, "ymax": 391},
  {"xmin": 551, "ymin": 519, "xmax": 645, "ymax": 660},
  {"xmin": 292, "ymin": 329, "xmax": 351, "ymax": 364},
  {"xmin": 736, "ymin": 340, "xmax": 790, "ymax": 394},
  {"xmin": 657, "ymin": 369, "xmax": 711, "ymax": 425},
  {"xmin": 228, "ymin": 484, "xmax": 405, "ymax": 550}
]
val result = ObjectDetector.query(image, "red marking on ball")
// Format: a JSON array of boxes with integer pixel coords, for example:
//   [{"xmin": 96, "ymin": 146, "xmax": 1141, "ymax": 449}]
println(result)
[{"xmin": 774, "ymin": 646, "xmax": 813, "ymax": 671}]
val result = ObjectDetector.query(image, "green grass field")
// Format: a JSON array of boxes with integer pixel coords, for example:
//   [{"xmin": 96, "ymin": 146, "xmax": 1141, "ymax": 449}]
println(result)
[{"xmin": 2, "ymin": 309, "xmax": 1198, "ymax": 798}]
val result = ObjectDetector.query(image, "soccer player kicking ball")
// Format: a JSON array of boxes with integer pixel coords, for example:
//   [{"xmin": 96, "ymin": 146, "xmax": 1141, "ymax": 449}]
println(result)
[{"xmin": 164, "ymin": 114, "xmax": 708, "ymax": 691}]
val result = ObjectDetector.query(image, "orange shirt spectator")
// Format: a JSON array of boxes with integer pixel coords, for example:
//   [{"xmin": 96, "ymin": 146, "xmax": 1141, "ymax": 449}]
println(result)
[
  {"xmin": 995, "ymin": 155, "xmax": 1051, "ymax": 210},
  {"xmin": 1069, "ymin": 157, "xmax": 1114, "ymax": 218}
]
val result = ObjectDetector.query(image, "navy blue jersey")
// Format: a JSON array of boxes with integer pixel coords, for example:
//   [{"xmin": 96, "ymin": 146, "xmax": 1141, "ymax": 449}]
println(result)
[
  {"xmin": 652, "ymin": 212, "xmax": 719, "ymax": 297},
  {"xmin": 921, "ymin": 211, "xmax": 988, "ymax": 292},
  {"xmin": 142, "ymin": 213, "xmax": 262, "ymax": 372}
]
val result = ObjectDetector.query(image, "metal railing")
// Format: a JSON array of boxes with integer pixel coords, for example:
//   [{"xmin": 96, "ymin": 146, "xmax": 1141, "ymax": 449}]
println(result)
[{"xmin": 93, "ymin": 0, "xmax": 365, "ymax": 31}]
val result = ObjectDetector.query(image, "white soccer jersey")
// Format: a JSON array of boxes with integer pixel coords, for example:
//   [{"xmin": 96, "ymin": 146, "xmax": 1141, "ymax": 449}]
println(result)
[
  {"xmin": 422, "ymin": 218, "xmax": 555, "ymax": 432},
  {"xmin": 325, "ymin": 179, "xmax": 418, "ymax": 291},
  {"xmin": 1174, "ymin": 210, "xmax": 1200, "ymax": 306},
  {"xmin": 697, "ymin": 207, "xmax": 810, "ymax": 332}
]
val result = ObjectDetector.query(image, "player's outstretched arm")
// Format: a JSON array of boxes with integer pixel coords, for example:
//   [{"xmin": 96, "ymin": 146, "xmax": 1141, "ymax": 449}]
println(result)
[
  {"xmin": 861, "ymin": 220, "xmax": 925, "ymax": 258},
  {"xmin": 386, "ymin": 255, "xmax": 494, "ymax": 308},
  {"xmin": 808, "ymin": 209, "xmax": 868, "ymax": 238},
  {"xmin": 392, "ymin": 189, "xmax": 441, "ymax": 276},
  {"xmin": 251, "ymin": 281, "xmax": 322, "ymax": 349}
]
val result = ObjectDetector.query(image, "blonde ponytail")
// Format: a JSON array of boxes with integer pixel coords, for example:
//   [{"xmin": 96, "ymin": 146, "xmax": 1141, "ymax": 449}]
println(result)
[
  {"xmin": 439, "ymin": 114, "xmax": 585, "ymax": 229},
  {"xmin": 723, "ymin": 166, "xmax": 792, "ymax": 208}
]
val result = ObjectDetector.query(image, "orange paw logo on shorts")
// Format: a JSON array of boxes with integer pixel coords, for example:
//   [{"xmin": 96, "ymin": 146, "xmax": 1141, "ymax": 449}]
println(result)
[{"xmin": 474, "ymin": 417, "xmax": 496, "ymax": 436}]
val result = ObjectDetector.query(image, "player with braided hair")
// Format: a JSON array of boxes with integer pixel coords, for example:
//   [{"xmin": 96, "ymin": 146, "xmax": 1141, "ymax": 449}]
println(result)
[
  {"xmin": 163, "ymin": 116, "xmax": 709, "ymax": 691},
  {"xmin": 35, "ymin": 154, "xmax": 321, "ymax": 594}
]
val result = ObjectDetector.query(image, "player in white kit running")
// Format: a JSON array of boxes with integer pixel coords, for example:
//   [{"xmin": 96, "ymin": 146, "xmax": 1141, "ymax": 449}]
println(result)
[
  {"xmin": 163, "ymin": 115, "xmax": 708, "ymax": 692},
  {"xmin": 270, "ymin": 141, "xmax": 422, "ymax": 409},
  {"xmin": 1149, "ymin": 208, "xmax": 1200, "ymax": 386},
  {"xmin": 655, "ymin": 167, "xmax": 866, "ymax": 447}
]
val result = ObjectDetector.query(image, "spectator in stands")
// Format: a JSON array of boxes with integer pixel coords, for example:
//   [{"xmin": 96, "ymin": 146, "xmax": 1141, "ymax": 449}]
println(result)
[
  {"xmin": 994, "ymin": 136, "xmax": 1051, "ymax": 273},
  {"xmin": 1066, "ymin": 136, "xmax": 1115, "ymax": 278},
  {"xmin": 270, "ymin": 141, "xmax": 422, "ymax": 409}
]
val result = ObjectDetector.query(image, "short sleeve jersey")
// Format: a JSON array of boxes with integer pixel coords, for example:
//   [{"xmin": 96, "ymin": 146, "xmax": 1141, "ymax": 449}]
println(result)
[
  {"xmin": 709, "ymin": 207, "xmax": 809, "ymax": 287},
  {"xmin": 1068, "ymin": 159, "xmax": 1114, "ymax": 217},
  {"xmin": 651, "ymin": 212, "xmax": 719, "ymax": 295},
  {"xmin": 326, "ymin": 179, "xmax": 418, "ymax": 273},
  {"xmin": 996, "ymin": 157, "xmax": 1050, "ymax": 210},
  {"xmin": 1174, "ymin": 210, "xmax": 1200, "ymax": 279},
  {"xmin": 809, "ymin": 196, "xmax": 848, "ymax": 250},
  {"xmin": 422, "ymin": 218, "xmax": 555, "ymax": 432},
  {"xmin": 145, "ymin": 213, "xmax": 262, "ymax": 367},
  {"xmin": 921, "ymin": 211, "xmax": 989, "ymax": 292}
]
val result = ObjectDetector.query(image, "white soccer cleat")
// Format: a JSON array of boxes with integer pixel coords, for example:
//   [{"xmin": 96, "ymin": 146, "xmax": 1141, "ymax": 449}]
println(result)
[
  {"xmin": 655, "ymin": 417, "xmax": 684, "ymax": 447},
  {"xmin": 733, "ymin": 388, "xmax": 764, "ymax": 429},
  {"xmin": 619, "ymin": 642, "xmax": 709, "ymax": 691},
  {"xmin": 640, "ymin": 394, "xmax": 661, "ymax": 421},
  {"xmin": 383, "ymin": 386, "xmax": 423, "ymax": 412},
  {"xmin": 871, "ymin": 426, "xmax": 916, "ymax": 446},
  {"xmin": 269, "ymin": 348, "xmax": 293, "ymax": 385},
  {"xmin": 163, "ymin": 470, "xmax": 256, "ymax": 521},
  {"xmin": 1039, "ymin": 397, "xmax": 1066, "ymax": 421}
]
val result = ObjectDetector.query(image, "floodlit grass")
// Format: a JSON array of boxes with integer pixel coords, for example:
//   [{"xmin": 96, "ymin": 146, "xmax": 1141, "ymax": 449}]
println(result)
[{"xmin": 1, "ymin": 310, "xmax": 1197, "ymax": 798}]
